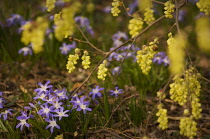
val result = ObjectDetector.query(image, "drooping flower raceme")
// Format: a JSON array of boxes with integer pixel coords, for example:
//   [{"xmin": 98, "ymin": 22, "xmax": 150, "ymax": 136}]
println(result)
[
  {"xmin": 139, "ymin": 0, "xmax": 155, "ymax": 24},
  {"xmin": 82, "ymin": 51, "xmax": 91, "ymax": 69},
  {"xmin": 97, "ymin": 60, "xmax": 108, "ymax": 80},
  {"xmin": 136, "ymin": 38, "xmax": 158, "ymax": 75},
  {"xmin": 196, "ymin": 0, "xmax": 210, "ymax": 15},
  {"xmin": 164, "ymin": 1, "xmax": 175, "ymax": 18},
  {"xmin": 144, "ymin": 7, "xmax": 155, "ymax": 24},
  {"xmin": 66, "ymin": 48, "xmax": 80, "ymax": 73},
  {"xmin": 156, "ymin": 104, "xmax": 168, "ymax": 130},
  {"xmin": 21, "ymin": 17, "xmax": 48, "ymax": 53},
  {"xmin": 111, "ymin": 0, "xmax": 121, "ymax": 16},
  {"xmin": 167, "ymin": 32, "xmax": 186, "ymax": 75},
  {"xmin": 54, "ymin": 2, "xmax": 81, "ymax": 41},
  {"xmin": 169, "ymin": 75, "xmax": 188, "ymax": 105},
  {"xmin": 195, "ymin": 17, "xmax": 210, "ymax": 53},
  {"xmin": 128, "ymin": 17, "xmax": 144, "ymax": 37},
  {"xmin": 46, "ymin": 0, "xmax": 56, "ymax": 12},
  {"xmin": 179, "ymin": 116, "xmax": 197, "ymax": 139}
]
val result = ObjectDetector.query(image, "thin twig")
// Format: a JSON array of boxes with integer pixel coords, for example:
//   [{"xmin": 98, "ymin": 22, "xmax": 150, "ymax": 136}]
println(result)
[
  {"xmin": 3, "ymin": 97, "xmax": 23, "ymax": 108},
  {"xmin": 152, "ymin": 0, "xmax": 165, "ymax": 5},
  {"xmin": 200, "ymin": 76, "xmax": 210, "ymax": 83},
  {"xmin": 72, "ymin": 15, "xmax": 165, "ymax": 96},
  {"xmin": 104, "ymin": 94, "xmax": 138, "ymax": 127},
  {"xmin": 175, "ymin": 0, "xmax": 181, "ymax": 35},
  {"xmin": 75, "ymin": 24, "xmax": 106, "ymax": 55},
  {"xmin": 111, "ymin": 39, "xmax": 136, "ymax": 83}
]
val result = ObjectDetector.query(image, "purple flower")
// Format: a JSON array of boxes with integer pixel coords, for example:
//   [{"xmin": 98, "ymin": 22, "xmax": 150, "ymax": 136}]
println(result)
[
  {"xmin": 114, "ymin": 53, "xmax": 124, "ymax": 61},
  {"xmin": 50, "ymin": 97, "xmax": 63, "ymax": 109},
  {"xmin": 153, "ymin": 52, "xmax": 170, "ymax": 66},
  {"xmin": 77, "ymin": 103, "xmax": 92, "ymax": 114},
  {"xmin": 153, "ymin": 52, "xmax": 166, "ymax": 64},
  {"xmin": 16, "ymin": 116, "xmax": 30, "ymax": 131},
  {"xmin": 188, "ymin": 0, "xmax": 198, "ymax": 3},
  {"xmin": 6, "ymin": 14, "xmax": 24, "ymax": 26},
  {"xmin": 113, "ymin": 39, "xmax": 123, "ymax": 47},
  {"xmin": 0, "ymin": 92, "xmax": 3, "ymax": 96},
  {"xmin": 112, "ymin": 31, "xmax": 128, "ymax": 41},
  {"xmin": 70, "ymin": 96, "xmax": 87, "ymax": 109},
  {"xmin": 45, "ymin": 117, "xmax": 60, "ymax": 133},
  {"xmin": 0, "ymin": 109, "xmax": 13, "ymax": 120},
  {"xmin": 34, "ymin": 80, "xmax": 53, "ymax": 95},
  {"xmin": 178, "ymin": 10, "xmax": 186, "ymax": 22},
  {"xmin": 37, "ymin": 103, "xmax": 54, "ymax": 118},
  {"xmin": 24, "ymin": 106, "xmax": 32, "ymax": 110},
  {"xmin": 42, "ymin": 94, "xmax": 56, "ymax": 103},
  {"xmin": 0, "ymin": 98, "xmax": 4, "ymax": 108},
  {"xmin": 55, "ymin": 0, "xmax": 65, "ymax": 7},
  {"xmin": 55, "ymin": 88, "xmax": 68, "ymax": 100},
  {"xmin": 33, "ymin": 92, "xmax": 47, "ymax": 100},
  {"xmin": 75, "ymin": 16, "xmax": 94, "ymax": 36},
  {"xmin": 29, "ymin": 103, "xmax": 35, "ymax": 108},
  {"xmin": 103, "ymin": 6, "xmax": 111, "ymax": 13},
  {"xmin": 54, "ymin": 107, "xmax": 69, "ymax": 120},
  {"xmin": 89, "ymin": 86, "xmax": 104, "ymax": 100},
  {"xmin": 75, "ymin": 16, "xmax": 90, "ymax": 28},
  {"xmin": 162, "ymin": 56, "xmax": 170, "ymax": 66},
  {"xmin": 112, "ymin": 66, "xmax": 121, "ymax": 76},
  {"xmin": 128, "ymin": 0, "xmax": 138, "ymax": 15},
  {"xmin": 110, "ymin": 87, "xmax": 123, "ymax": 97},
  {"xmin": 59, "ymin": 42, "xmax": 76, "ymax": 55},
  {"xmin": 18, "ymin": 46, "xmax": 33, "ymax": 56}
]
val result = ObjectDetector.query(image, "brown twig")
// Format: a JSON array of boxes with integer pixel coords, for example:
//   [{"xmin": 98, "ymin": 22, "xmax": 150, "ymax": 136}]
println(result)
[
  {"xmin": 111, "ymin": 38, "xmax": 136, "ymax": 84},
  {"xmin": 72, "ymin": 15, "xmax": 165, "ymax": 96},
  {"xmin": 152, "ymin": 0, "xmax": 165, "ymax": 5},
  {"xmin": 3, "ymin": 97, "xmax": 23, "ymax": 109},
  {"xmin": 104, "ymin": 94, "xmax": 139, "ymax": 127},
  {"xmin": 75, "ymin": 24, "xmax": 106, "ymax": 55},
  {"xmin": 175, "ymin": 0, "xmax": 181, "ymax": 35}
]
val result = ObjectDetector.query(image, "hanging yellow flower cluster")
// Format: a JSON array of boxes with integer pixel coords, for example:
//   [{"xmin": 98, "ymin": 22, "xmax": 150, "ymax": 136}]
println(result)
[
  {"xmin": 195, "ymin": 17, "xmax": 210, "ymax": 53},
  {"xmin": 156, "ymin": 104, "xmax": 168, "ymax": 130},
  {"xmin": 82, "ymin": 51, "xmax": 91, "ymax": 69},
  {"xmin": 97, "ymin": 60, "xmax": 108, "ymax": 80},
  {"xmin": 128, "ymin": 17, "xmax": 144, "ymax": 37},
  {"xmin": 66, "ymin": 49, "xmax": 91, "ymax": 73},
  {"xmin": 46, "ymin": 0, "xmax": 56, "ymax": 12},
  {"xmin": 169, "ymin": 67, "xmax": 202, "ymax": 138},
  {"xmin": 21, "ymin": 17, "xmax": 48, "ymax": 53},
  {"xmin": 54, "ymin": 2, "xmax": 81, "ymax": 41},
  {"xmin": 66, "ymin": 48, "xmax": 80, "ymax": 73},
  {"xmin": 164, "ymin": 1, "xmax": 175, "ymax": 18},
  {"xmin": 136, "ymin": 38, "xmax": 158, "ymax": 75},
  {"xmin": 167, "ymin": 32, "xmax": 186, "ymax": 75},
  {"xmin": 179, "ymin": 116, "xmax": 197, "ymax": 139},
  {"xmin": 111, "ymin": 0, "xmax": 121, "ymax": 16},
  {"xmin": 196, "ymin": 0, "xmax": 210, "ymax": 15},
  {"xmin": 138, "ymin": 0, "xmax": 155, "ymax": 24}
]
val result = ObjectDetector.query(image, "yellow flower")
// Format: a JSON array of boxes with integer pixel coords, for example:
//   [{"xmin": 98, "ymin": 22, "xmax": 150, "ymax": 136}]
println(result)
[{"xmin": 97, "ymin": 60, "xmax": 108, "ymax": 80}]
